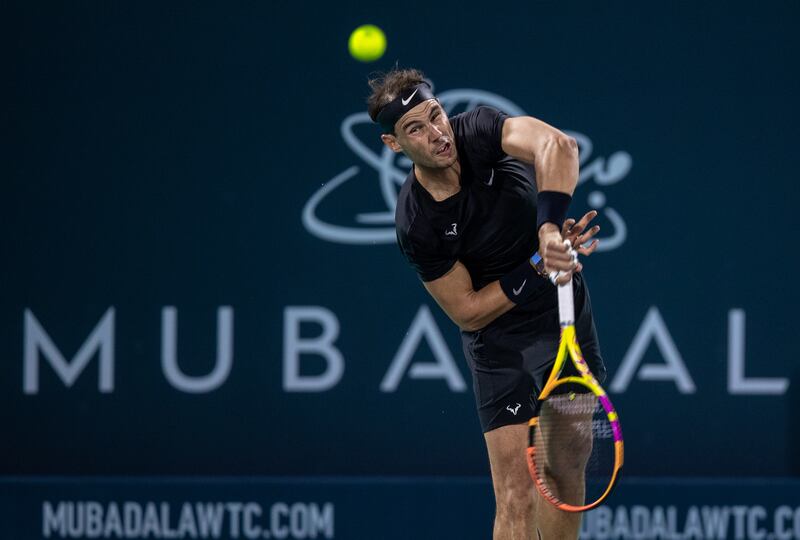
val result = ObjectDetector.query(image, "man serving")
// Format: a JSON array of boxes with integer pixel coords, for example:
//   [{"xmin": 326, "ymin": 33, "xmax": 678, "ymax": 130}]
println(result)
[{"xmin": 369, "ymin": 68, "xmax": 605, "ymax": 540}]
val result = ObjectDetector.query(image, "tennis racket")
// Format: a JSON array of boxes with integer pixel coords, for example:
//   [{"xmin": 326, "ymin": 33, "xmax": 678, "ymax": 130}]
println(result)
[{"xmin": 526, "ymin": 255, "xmax": 624, "ymax": 513}]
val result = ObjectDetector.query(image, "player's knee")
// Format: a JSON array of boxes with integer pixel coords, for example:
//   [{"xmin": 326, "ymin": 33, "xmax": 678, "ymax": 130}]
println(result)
[
  {"xmin": 492, "ymin": 463, "xmax": 535, "ymax": 513},
  {"xmin": 495, "ymin": 482, "xmax": 535, "ymax": 520}
]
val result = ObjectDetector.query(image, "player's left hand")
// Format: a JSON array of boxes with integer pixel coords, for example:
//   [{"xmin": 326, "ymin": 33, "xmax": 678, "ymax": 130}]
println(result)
[{"xmin": 562, "ymin": 210, "xmax": 600, "ymax": 256}]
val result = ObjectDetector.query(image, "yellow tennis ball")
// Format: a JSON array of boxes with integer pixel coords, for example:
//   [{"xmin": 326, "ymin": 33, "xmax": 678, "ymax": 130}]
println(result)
[{"xmin": 348, "ymin": 25, "xmax": 386, "ymax": 62}]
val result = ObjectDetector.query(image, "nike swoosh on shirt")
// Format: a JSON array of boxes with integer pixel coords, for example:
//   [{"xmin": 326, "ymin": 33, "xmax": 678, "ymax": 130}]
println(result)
[
  {"xmin": 401, "ymin": 88, "xmax": 419, "ymax": 106},
  {"xmin": 512, "ymin": 280, "xmax": 527, "ymax": 295},
  {"xmin": 486, "ymin": 169, "xmax": 495, "ymax": 186}
]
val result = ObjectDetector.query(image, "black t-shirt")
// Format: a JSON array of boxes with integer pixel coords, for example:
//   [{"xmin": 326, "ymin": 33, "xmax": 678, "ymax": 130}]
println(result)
[{"xmin": 395, "ymin": 106, "xmax": 540, "ymax": 291}]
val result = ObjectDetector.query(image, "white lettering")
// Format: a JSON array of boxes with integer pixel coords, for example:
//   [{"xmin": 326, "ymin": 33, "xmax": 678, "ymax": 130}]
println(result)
[
  {"xmin": 195, "ymin": 503, "xmax": 224, "ymax": 537},
  {"xmin": 124, "ymin": 502, "xmax": 142, "ymax": 537},
  {"xmin": 283, "ymin": 306, "xmax": 344, "ymax": 392},
  {"xmin": 731, "ymin": 505, "xmax": 748, "ymax": 539},
  {"xmin": 24, "ymin": 308, "xmax": 115, "ymax": 394},
  {"xmin": 271, "ymin": 502, "xmax": 290, "ymax": 539},
  {"xmin": 160, "ymin": 502, "xmax": 177, "ymax": 538},
  {"xmin": 103, "ymin": 502, "xmax": 123, "ymax": 538},
  {"xmin": 141, "ymin": 502, "xmax": 161, "ymax": 537},
  {"xmin": 610, "ymin": 505, "xmax": 630, "ymax": 539},
  {"xmin": 309, "ymin": 503, "xmax": 335, "ymax": 538},
  {"xmin": 161, "ymin": 307, "xmax": 234, "ymax": 393},
  {"xmin": 774, "ymin": 506, "xmax": 793, "ymax": 540},
  {"xmin": 702, "ymin": 505, "xmax": 730, "ymax": 538},
  {"xmin": 290, "ymin": 503, "xmax": 308, "ymax": 537},
  {"xmin": 226, "ymin": 502, "xmax": 243, "ymax": 538},
  {"xmin": 650, "ymin": 505, "xmax": 669, "ymax": 538},
  {"xmin": 85, "ymin": 501, "xmax": 102, "ymax": 538},
  {"xmin": 630, "ymin": 506, "xmax": 650, "ymax": 538},
  {"xmin": 591, "ymin": 506, "xmax": 611, "ymax": 538},
  {"xmin": 610, "ymin": 306, "xmax": 696, "ymax": 393},
  {"xmin": 42, "ymin": 501, "xmax": 66, "ymax": 538},
  {"xmin": 684, "ymin": 506, "xmax": 704, "ymax": 539},
  {"xmin": 67, "ymin": 502, "xmax": 83, "ymax": 537},
  {"xmin": 243, "ymin": 503, "xmax": 261, "ymax": 539},
  {"xmin": 728, "ymin": 309, "xmax": 788, "ymax": 394},
  {"xmin": 381, "ymin": 305, "xmax": 466, "ymax": 392},
  {"xmin": 748, "ymin": 505, "xmax": 767, "ymax": 539},
  {"xmin": 177, "ymin": 503, "xmax": 198, "ymax": 538}
]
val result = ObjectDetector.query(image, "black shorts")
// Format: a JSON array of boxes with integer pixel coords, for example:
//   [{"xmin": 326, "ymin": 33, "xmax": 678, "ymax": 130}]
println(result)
[{"xmin": 460, "ymin": 272, "xmax": 606, "ymax": 433}]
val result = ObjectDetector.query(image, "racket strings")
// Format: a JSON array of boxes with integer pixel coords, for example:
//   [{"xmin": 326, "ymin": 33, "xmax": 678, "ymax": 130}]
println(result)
[{"xmin": 532, "ymin": 391, "xmax": 615, "ymax": 508}]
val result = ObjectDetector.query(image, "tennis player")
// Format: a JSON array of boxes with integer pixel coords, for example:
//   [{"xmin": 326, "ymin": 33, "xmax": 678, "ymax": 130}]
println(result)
[{"xmin": 369, "ymin": 68, "xmax": 606, "ymax": 539}]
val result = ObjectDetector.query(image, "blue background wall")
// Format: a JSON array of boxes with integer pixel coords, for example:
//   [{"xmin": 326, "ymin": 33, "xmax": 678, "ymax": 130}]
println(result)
[{"xmin": 4, "ymin": 1, "xmax": 799, "ymax": 538}]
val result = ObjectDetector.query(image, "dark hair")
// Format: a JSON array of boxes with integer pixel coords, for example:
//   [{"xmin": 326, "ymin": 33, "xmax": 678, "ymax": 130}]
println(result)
[{"xmin": 367, "ymin": 68, "xmax": 427, "ymax": 122}]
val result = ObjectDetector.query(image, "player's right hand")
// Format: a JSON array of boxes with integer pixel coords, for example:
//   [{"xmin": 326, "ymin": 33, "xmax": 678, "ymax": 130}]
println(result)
[{"xmin": 538, "ymin": 223, "xmax": 578, "ymax": 285}]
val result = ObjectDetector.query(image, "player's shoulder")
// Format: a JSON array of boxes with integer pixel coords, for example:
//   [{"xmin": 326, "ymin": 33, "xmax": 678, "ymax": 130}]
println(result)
[
  {"xmin": 450, "ymin": 105, "xmax": 509, "ymax": 164},
  {"xmin": 449, "ymin": 105, "xmax": 507, "ymax": 136}
]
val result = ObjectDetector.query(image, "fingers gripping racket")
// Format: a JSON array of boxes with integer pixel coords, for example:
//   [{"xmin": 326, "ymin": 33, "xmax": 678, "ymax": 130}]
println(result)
[{"xmin": 526, "ymin": 271, "xmax": 624, "ymax": 513}]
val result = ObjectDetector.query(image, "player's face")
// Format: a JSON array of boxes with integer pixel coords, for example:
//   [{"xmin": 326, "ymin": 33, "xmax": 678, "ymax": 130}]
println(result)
[{"xmin": 383, "ymin": 100, "xmax": 457, "ymax": 169}]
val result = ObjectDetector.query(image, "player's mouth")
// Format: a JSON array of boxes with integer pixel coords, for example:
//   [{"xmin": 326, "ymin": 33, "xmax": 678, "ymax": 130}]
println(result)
[{"xmin": 434, "ymin": 141, "xmax": 451, "ymax": 157}]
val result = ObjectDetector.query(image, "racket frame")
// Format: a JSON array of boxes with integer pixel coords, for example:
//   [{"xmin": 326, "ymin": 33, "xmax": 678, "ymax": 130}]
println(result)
[{"xmin": 526, "ymin": 278, "xmax": 624, "ymax": 513}]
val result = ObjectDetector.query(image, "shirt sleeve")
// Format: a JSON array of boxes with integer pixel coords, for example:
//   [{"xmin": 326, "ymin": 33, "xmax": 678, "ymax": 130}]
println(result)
[
  {"xmin": 460, "ymin": 105, "xmax": 509, "ymax": 163},
  {"xmin": 396, "ymin": 224, "xmax": 456, "ymax": 282}
]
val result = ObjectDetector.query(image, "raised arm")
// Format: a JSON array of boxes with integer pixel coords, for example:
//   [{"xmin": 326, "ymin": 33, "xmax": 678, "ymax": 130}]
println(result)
[
  {"xmin": 501, "ymin": 115, "xmax": 579, "ymax": 195},
  {"xmin": 501, "ymin": 116, "xmax": 580, "ymax": 283}
]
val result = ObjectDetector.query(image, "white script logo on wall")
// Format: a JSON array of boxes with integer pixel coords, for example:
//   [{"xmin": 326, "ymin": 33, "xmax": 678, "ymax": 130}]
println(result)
[{"xmin": 302, "ymin": 88, "xmax": 632, "ymax": 251}]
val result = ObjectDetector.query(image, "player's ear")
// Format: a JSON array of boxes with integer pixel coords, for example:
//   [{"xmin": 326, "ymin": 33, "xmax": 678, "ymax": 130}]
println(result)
[{"xmin": 381, "ymin": 133, "xmax": 402, "ymax": 153}]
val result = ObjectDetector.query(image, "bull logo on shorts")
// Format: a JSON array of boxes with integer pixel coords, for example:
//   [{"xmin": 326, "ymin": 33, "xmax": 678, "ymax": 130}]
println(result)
[
  {"xmin": 506, "ymin": 403, "xmax": 522, "ymax": 415},
  {"xmin": 303, "ymin": 86, "xmax": 631, "ymax": 252}
]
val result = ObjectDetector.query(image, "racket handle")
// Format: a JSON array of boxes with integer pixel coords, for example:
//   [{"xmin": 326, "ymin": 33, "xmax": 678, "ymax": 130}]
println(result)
[
  {"xmin": 531, "ymin": 241, "xmax": 577, "ymax": 325},
  {"xmin": 557, "ymin": 278, "xmax": 575, "ymax": 326}
]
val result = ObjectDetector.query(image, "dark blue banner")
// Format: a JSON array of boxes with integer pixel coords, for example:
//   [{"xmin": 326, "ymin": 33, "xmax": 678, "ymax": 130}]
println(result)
[
  {"xmin": 4, "ymin": 0, "xmax": 799, "ymax": 484},
  {"xmin": 2, "ymin": 477, "xmax": 799, "ymax": 539}
]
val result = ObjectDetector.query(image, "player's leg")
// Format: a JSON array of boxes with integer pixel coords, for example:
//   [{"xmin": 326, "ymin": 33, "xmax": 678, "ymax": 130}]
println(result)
[
  {"xmin": 533, "ymin": 394, "xmax": 594, "ymax": 539},
  {"xmin": 484, "ymin": 422, "xmax": 538, "ymax": 540},
  {"xmin": 463, "ymin": 327, "xmax": 539, "ymax": 539}
]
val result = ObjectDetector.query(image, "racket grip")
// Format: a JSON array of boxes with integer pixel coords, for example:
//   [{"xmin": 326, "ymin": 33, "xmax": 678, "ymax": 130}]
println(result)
[
  {"xmin": 557, "ymin": 278, "xmax": 575, "ymax": 326},
  {"xmin": 536, "ymin": 240, "xmax": 577, "ymax": 326}
]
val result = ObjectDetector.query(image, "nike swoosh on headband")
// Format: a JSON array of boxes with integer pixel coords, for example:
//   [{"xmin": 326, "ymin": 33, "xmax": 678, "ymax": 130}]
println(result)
[{"xmin": 401, "ymin": 88, "xmax": 419, "ymax": 106}]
